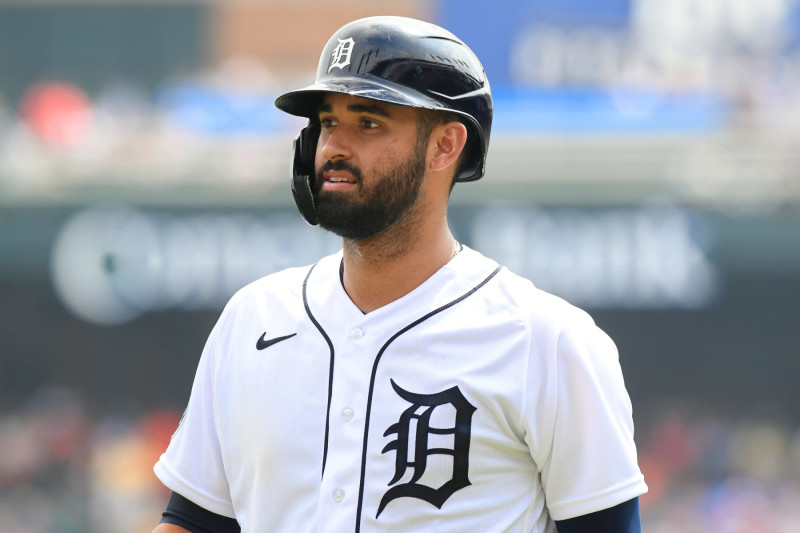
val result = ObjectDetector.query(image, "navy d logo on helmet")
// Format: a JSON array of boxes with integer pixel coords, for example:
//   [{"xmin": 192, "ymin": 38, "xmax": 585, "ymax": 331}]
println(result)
[{"xmin": 275, "ymin": 16, "xmax": 493, "ymax": 225}]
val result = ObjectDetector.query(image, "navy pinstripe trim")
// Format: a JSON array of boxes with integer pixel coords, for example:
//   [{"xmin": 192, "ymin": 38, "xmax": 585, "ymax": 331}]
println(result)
[
  {"xmin": 354, "ymin": 265, "xmax": 502, "ymax": 532},
  {"xmin": 302, "ymin": 262, "xmax": 335, "ymax": 478}
]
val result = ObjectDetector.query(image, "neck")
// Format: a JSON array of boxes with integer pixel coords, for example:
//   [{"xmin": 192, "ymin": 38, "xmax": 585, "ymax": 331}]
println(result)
[{"xmin": 340, "ymin": 216, "xmax": 457, "ymax": 313}]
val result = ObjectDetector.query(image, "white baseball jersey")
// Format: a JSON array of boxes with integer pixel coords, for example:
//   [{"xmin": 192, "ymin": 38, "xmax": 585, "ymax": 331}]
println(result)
[{"xmin": 155, "ymin": 246, "xmax": 647, "ymax": 532}]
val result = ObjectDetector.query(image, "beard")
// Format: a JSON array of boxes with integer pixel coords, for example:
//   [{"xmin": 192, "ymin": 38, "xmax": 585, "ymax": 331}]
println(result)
[{"xmin": 313, "ymin": 137, "xmax": 427, "ymax": 240}]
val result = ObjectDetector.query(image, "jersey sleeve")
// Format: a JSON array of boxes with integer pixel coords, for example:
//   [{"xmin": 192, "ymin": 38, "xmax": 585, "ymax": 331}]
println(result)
[
  {"xmin": 154, "ymin": 304, "xmax": 237, "ymax": 518},
  {"xmin": 525, "ymin": 313, "xmax": 647, "ymax": 521}
]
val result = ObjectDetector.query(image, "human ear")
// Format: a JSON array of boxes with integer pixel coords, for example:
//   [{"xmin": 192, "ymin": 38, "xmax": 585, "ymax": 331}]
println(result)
[{"xmin": 429, "ymin": 122, "xmax": 468, "ymax": 173}]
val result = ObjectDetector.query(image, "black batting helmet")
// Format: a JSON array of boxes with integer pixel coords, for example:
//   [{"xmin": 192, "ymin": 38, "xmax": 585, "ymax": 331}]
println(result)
[{"xmin": 274, "ymin": 16, "xmax": 493, "ymax": 225}]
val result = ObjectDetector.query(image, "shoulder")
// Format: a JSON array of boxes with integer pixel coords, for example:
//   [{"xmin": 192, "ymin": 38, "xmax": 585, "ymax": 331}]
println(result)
[
  {"xmin": 457, "ymin": 247, "xmax": 618, "ymax": 384},
  {"xmin": 462, "ymin": 246, "xmax": 599, "ymax": 338},
  {"xmin": 501, "ymin": 265, "xmax": 618, "ymax": 371}
]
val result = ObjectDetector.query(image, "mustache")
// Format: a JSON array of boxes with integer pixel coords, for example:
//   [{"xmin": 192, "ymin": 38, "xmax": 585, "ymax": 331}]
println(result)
[{"xmin": 316, "ymin": 160, "xmax": 364, "ymax": 184}]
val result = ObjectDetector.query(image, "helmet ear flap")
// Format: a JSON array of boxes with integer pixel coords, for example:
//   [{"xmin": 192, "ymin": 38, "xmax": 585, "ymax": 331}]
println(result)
[
  {"xmin": 291, "ymin": 122, "xmax": 320, "ymax": 225},
  {"xmin": 455, "ymin": 126, "xmax": 486, "ymax": 182}
]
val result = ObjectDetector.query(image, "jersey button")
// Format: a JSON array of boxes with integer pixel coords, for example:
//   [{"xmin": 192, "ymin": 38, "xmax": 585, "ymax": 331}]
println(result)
[
  {"xmin": 350, "ymin": 328, "xmax": 364, "ymax": 340},
  {"xmin": 341, "ymin": 407, "xmax": 354, "ymax": 421},
  {"xmin": 333, "ymin": 489, "xmax": 345, "ymax": 503}
]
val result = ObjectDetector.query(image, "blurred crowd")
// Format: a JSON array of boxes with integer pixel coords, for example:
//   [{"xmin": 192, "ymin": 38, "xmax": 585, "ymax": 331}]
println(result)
[
  {"xmin": 0, "ymin": 387, "xmax": 178, "ymax": 533},
  {"xmin": 1, "ymin": 386, "xmax": 799, "ymax": 532},
  {"xmin": 0, "ymin": 58, "xmax": 300, "ymax": 201},
  {"xmin": 638, "ymin": 404, "xmax": 800, "ymax": 532}
]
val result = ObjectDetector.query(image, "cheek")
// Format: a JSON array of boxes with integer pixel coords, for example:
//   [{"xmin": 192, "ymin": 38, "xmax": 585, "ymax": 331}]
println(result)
[
  {"xmin": 314, "ymin": 137, "xmax": 327, "ymax": 167},
  {"xmin": 378, "ymin": 138, "xmax": 412, "ymax": 165}
]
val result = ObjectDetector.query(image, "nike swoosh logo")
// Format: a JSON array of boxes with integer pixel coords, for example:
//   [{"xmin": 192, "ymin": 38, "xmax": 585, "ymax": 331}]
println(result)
[{"xmin": 256, "ymin": 332, "xmax": 297, "ymax": 350}]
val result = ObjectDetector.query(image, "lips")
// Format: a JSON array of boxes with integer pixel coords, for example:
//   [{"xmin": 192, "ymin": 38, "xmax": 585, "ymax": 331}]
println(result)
[
  {"xmin": 325, "ymin": 175, "xmax": 356, "ymax": 184},
  {"xmin": 321, "ymin": 171, "xmax": 357, "ymax": 191},
  {"xmin": 317, "ymin": 161, "xmax": 362, "ymax": 193}
]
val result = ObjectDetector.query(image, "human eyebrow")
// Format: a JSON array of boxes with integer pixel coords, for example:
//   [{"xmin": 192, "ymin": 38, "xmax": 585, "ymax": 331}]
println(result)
[{"xmin": 347, "ymin": 104, "xmax": 392, "ymax": 118}]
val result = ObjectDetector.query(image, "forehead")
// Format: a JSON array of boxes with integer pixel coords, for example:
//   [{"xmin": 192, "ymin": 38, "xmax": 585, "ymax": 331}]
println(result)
[{"xmin": 317, "ymin": 93, "xmax": 415, "ymax": 119}]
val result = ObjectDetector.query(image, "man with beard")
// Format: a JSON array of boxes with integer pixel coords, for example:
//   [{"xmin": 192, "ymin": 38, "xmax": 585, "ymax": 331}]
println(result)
[{"xmin": 151, "ymin": 16, "xmax": 647, "ymax": 533}]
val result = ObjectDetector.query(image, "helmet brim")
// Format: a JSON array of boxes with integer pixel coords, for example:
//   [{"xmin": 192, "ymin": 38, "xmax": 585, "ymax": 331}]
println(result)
[{"xmin": 275, "ymin": 76, "xmax": 446, "ymax": 119}]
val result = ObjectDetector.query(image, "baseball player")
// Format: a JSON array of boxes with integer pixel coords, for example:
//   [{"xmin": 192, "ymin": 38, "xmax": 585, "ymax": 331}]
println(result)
[{"xmin": 152, "ymin": 16, "xmax": 647, "ymax": 533}]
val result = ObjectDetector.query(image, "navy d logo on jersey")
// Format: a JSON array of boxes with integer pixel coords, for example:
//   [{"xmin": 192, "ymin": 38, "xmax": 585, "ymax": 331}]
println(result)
[
  {"xmin": 328, "ymin": 38, "xmax": 355, "ymax": 72},
  {"xmin": 377, "ymin": 379, "xmax": 477, "ymax": 518}
]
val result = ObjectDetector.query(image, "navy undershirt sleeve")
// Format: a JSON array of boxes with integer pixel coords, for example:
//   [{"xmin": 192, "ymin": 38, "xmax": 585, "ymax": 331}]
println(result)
[
  {"xmin": 160, "ymin": 491, "xmax": 241, "ymax": 533},
  {"xmin": 158, "ymin": 487, "xmax": 640, "ymax": 532},
  {"xmin": 554, "ymin": 497, "xmax": 641, "ymax": 533}
]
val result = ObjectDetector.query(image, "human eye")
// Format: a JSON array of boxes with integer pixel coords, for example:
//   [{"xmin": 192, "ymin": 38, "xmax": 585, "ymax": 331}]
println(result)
[
  {"xmin": 319, "ymin": 117, "xmax": 337, "ymax": 129},
  {"xmin": 361, "ymin": 118, "xmax": 381, "ymax": 130}
]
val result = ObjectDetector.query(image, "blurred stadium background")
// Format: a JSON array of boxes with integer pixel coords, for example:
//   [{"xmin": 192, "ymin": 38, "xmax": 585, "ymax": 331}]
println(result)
[{"xmin": 1, "ymin": 0, "xmax": 799, "ymax": 531}]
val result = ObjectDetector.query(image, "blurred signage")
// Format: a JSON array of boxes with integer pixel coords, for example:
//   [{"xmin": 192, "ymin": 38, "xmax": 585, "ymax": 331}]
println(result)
[
  {"xmin": 50, "ymin": 207, "xmax": 341, "ymax": 325},
  {"xmin": 439, "ymin": 0, "xmax": 631, "ymax": 87},
  {"xmin": 51, "ymin": 205, "xmax": 718, "ymax": 325},
  {"xmin": 440, "ymin": 0, "xmax": 800, "ymax": 88},
  {"xmin": 439, "ymin": 0, "xmax": 800, "ymax": 132},
  {"xmin": 470, "ymin": 205, "xmax": 718, "ymax": 309}
]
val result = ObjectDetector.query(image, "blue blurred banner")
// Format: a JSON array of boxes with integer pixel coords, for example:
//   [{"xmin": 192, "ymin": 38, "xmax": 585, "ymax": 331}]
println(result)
[
  {"xmin": 438, "ymin": 0, "xmax": 800, "ymax": 86},
  {"xmin": 438, "ymin": 0, "xmax": 632, "ymax": 87},
  {"xmin": 158, "ymin": 83, "xmax": 285, "ymax": 136},
  {"xmin": 492, "ymin": 87, "xmax": 727, "ymax": 133},
  {"xmin": 438, "ymin": 0, "xmax": 800, "ymax": 133}
]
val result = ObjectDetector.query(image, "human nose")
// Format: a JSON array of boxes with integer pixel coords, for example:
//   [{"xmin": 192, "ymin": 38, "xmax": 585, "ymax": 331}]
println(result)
[{"xmin": 318, "ymin": 126, "xmax": 353, "ymax": 162}]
